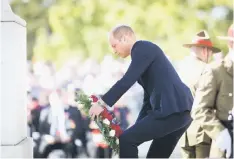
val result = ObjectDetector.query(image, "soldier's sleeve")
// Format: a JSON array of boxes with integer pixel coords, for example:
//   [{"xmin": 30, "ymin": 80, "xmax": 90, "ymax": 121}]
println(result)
[{"xmin": 191, "ymin": 66, "xmax": 225, "ymax": 140}]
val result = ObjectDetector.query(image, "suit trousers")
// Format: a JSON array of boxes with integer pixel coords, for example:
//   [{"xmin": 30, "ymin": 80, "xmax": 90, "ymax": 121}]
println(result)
[{"xmin": 119, "ymin": 111, "xmax": 192, "ymax": 158}]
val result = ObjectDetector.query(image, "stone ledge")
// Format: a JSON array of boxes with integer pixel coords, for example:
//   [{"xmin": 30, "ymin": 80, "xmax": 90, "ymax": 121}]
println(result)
[
  {"xmin": 1, "ymin": 137, "xmax": 28, "ymax": 146},
  {"xmin": 1, "ymin": 137, "xmax": 33, "ymax": 158},
  {"xmin": 1, "ymin": 12, "xmax": 26, "ymax": 27},
  {"xmin": 1, "ymin": 0, "xmax": 26, "ymax": 26}
]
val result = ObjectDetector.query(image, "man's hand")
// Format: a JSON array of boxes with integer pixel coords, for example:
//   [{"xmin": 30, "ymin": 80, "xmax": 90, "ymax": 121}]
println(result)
[
  {"xmin": 214, "ymin": 128, "xmax": 232, "ymax": 158},
  {"xmin": 89, "ymin": 102, "xmax": 104, "ymax": 120}
]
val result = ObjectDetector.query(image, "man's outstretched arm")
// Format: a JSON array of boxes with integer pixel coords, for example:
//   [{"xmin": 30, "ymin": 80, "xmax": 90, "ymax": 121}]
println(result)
[{"xmin": 102, "ymin": 42, "xmax": 156, "ymax": 107}]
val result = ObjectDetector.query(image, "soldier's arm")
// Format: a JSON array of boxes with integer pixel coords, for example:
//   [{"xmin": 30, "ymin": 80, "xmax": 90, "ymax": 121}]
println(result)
[{"xmin": 191, "ymin": 66, "xmax": 225, "ymax": 140}]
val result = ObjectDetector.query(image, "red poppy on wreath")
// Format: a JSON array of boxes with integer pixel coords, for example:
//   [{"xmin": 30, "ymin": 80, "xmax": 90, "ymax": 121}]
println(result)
[
  {"xmin": 101, "ymin": 108, "xmax": 114, "ymax": 121},
  {"xmin": 90, "ymin": 95, "xmax": 114, "ymax": 121},
  {"xmin": 90, "ymin": 95, "xmax": 99, "ymax": 102},
  {"xmin": 111, "ymin": 124, "xmax": 123, "ymax": 138}
]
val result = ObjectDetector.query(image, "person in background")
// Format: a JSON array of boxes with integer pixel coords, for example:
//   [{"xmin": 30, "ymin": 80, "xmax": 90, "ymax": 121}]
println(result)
[
  {"xmin": 89, "ymin": 120, "xmax": 113, "ymax": 158},
  {"xmin": 114, "ymin": 97, "xmax": 130, "ymax": 131},
  {"xmin": 178, "ymin": 30, "xmax": 221, "ymax": 158},
  {"xmin": 75, "ymin": 88, "xmax": 91, "ymax": 157},
  {"xmin": 61, "ymin": 86, "xmax": 86, "ymax": 158},
  {"xmin": 30, "ymin": 97, "xmax": 41, "ymax": 133},
  {"xmin": 191, "ymin": 24, "xmax": 233, "ymax": 158}
]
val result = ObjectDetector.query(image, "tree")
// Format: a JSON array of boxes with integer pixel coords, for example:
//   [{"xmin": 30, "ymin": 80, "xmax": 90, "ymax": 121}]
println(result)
[
  {"xmin": 11, "ymin": 0, "xmax": 233, "ymax": 67},
  {"xmin": 11, "ymin": 0, "xmax": 51, "ymax": 60}
]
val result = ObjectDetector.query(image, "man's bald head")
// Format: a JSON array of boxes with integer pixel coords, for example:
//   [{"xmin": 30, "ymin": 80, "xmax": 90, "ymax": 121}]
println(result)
[{"xmin": 110, "ymin": 25, "xmax": 135, "ymax": 40}]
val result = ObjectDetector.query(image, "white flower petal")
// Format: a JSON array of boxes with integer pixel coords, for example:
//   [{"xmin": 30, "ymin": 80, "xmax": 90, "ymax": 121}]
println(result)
[
  {"xmin": 88, "ymin": 97, "xmax": 93, "ymax": 102},
  {"xmin": 109, "ymin": 130, "xmax": 116, "ymax": 137},
  {"xmin": 103, "ymin": 118, "xmax": 110, "ymax": 125}
]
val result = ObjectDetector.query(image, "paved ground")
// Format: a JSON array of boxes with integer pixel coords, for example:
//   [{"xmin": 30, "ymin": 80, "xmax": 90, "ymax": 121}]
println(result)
[
  {"xmin": 138, "ymin": 140, "xmax": 181, "ymax": 158},
  {"xmin": 82, "ymin": 135, "xmax": 182, "ymax": 158}
]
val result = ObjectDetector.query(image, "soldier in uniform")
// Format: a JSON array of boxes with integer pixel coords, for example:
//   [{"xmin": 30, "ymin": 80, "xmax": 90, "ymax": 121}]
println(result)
[
  {"xmin": 178, "ymin": 30, "xmax": 221, "ymax": 158},
  {"xmin": 191, "ymin": 24, "xmax": 234, "ymax": 158}
]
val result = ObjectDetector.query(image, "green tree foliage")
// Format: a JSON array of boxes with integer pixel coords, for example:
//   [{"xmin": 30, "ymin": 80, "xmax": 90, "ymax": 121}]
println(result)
[
  {"xmin": 11, "ymin": 0, "xmax": 233, "ymax": 66},
  {"xmin": 11, "ymin": 0, "xmax": 49, "ymax": 59}
]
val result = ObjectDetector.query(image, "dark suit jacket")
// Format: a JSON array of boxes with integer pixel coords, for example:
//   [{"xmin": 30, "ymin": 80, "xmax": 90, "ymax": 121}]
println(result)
[{"xmin": 102, "ymin": 40, "xmax": 193, "ymax": 119}]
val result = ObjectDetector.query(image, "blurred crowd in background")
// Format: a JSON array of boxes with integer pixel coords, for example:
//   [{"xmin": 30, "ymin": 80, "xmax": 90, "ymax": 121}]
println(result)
[
  {"xmin": 26, "ymin": 55, "xmax": 144, "ymax": 158},
  {"xmin": 26, "ymin": 52, "xmax": 226, "ymax": 158}
]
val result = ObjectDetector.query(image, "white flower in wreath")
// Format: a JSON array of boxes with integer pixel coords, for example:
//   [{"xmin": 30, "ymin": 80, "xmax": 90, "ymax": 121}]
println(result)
[
  {"xmin": 78, "ymin": 103, "xmax": 84, "ymax": 109},
  {"xmin": 103, "ymin": 118, "xmax": 110, "ymax": 125},
  {"xmin": 116, "ymin": 139, "xmax": 119, "ymax": 145},
  {"xmin": 88, "ymin": 97, "xmax": 93, "ymax": 102},
  {"xmin": 109, "ymin": 130, "xmax": 116, "ymax": 137}
]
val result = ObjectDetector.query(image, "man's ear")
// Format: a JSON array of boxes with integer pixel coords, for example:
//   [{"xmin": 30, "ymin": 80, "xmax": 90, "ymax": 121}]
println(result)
[
  {"xmin": 120, "ymin": 36, "xmax": 126, "ymax": 43},
  {"xmin": 201, "ymin": 47, "xmax": 206, "ymax": 55},
  {"xmin": 206, "ymin": 47, "xmax": 211, "ymax": 55}
]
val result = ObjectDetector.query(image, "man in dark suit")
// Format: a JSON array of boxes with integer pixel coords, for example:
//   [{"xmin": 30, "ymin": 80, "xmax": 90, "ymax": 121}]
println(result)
[{"xmin": 89, "ymin": 25, "xmax": 193, "ymax": 158}]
